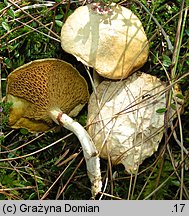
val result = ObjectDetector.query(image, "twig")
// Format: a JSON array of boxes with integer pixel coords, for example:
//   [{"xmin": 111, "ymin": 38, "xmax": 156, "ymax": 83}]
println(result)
[
  {"xmin": 144, "ymin": 154, "xmax": 189, "ymax": 200},
  {"xmin": 170, "ymin": 0, "xmax": 188, "ymax": 200},
  {"xmin": 167, "ymin": 143, "xmax": 189, "ymax": 199},
  {"xmin": 0, "ymin": 57, "xmax": 3, "ymax": 152},
  {"xmin": 99, "ymin": 173, "xmax": 108, "ymax": 200},
  {"xmin": 133, "ymin": 0, "xmax": 174, "ymax": 52},
  {"xmin": 0, "ymin": 186, "xmax": 35, "ymax": 192},
  {"xmin": 14, "ymin": 3, "xmax": 54, "ymax": 14},
  {"xmin": 56, "ymin": 157, "xmax": 84, "ymax": 199},
  {"xmin": 40, "ymin": 153, "xmax": 80, "ymax": 200},
  {"xmin": 0, "ymin": 132, "xmax": 45, "ymax": 154},
  {"xmin": 7, "ymin": 0, "xmax": 60, "ymax": 39},
  {"xmin": 8, "ymin": 19, "xmax": 60, "ymax": 43},
  {"xmin": 0, "ymin": 133, "xmax": 72, "ymax": 161}
]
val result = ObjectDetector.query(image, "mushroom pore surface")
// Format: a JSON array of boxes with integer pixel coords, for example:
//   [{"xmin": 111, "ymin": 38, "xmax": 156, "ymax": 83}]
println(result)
[{"xmin": 6, "ymin": 59, "xmax": 89, "ymax": 132}]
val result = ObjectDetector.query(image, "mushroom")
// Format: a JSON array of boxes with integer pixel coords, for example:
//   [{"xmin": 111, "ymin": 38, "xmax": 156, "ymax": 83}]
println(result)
[
  {"xmin": 61, "ymin": 3, "xmax": 149, "ymax": 80},
  {"xmin": 5, "ymin": 58, "xmax": 102, "ymax": 196},
  {"xmin": 87, "ymin": 72, "xmax": 181, "ymax": 173}
]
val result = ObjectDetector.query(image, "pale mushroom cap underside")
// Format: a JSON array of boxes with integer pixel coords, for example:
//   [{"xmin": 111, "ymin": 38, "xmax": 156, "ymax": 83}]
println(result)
[
  {"xmin": 61, "ymin": 4, "xmax": 149, "ymax": 79},
  {"xmin": 6, "ymin": 58, "xmax": 89, "ymax": 132},
  {"xmin": 87, "ymin": 72, "xmax": 167, "ymax": 173}
]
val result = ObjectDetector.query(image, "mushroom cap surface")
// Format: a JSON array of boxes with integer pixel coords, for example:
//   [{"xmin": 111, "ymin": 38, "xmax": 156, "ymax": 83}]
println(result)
[
  {"xmin": 61, "ymin": 4, "xmax": 149, "ymax": 80},
  {"xmin": 87, "ymin": 72, "xmax": 166, "ymax": 173},
  {"xmin": 6, "ymin": 58, "xmax": 89, "ymax": 132}
]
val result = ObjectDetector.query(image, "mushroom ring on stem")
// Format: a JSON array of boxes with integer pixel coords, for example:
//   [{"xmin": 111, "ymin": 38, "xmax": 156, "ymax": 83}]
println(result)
[
  {"xmin": 5, "ymin": 58, "xmax": 102, "ymax": 196},
  {"xmin": 61, "ymin": 3, "xmax": 149, "ymax": 80}
]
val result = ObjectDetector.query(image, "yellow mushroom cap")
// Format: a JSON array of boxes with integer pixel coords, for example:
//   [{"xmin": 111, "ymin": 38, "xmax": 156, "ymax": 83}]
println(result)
[
  {"xmin": 61, "ymin": 4, "xmax": 149, "ymax": 80},
  {"xmin": 6, "ymin": 58, "xmax": 89, "ymax": 132}
]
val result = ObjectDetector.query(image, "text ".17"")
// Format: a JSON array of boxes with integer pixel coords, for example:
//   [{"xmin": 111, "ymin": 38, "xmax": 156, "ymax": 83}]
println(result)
[{"xmin": 173, "ymin": 204, "xmax": 185, "ymax": 213}]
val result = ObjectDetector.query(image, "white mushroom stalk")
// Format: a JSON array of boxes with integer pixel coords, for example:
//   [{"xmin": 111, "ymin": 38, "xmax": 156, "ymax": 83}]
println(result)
[
  {"xmin": 49, "ymin": 109, "xmax": 102, "ymax": 196},
  {"xmin": 5, "ymin": 58, "xmax": 102, "ymax": 197}
]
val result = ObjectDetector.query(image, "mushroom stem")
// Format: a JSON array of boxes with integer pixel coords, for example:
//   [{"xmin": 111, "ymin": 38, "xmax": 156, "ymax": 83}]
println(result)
[{"xmin": 49, "ymin": 109, "xmax": 102, "ymax": 197}]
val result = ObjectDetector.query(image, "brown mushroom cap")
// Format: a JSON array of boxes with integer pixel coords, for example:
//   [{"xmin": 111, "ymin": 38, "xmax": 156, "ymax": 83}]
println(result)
[
  {"xmin": 61, "ymin": 4, "xmax": 149, "ymax": 80},
  {"xmin": 6, "ymin": 58, "xmax": 89, "ymax": 132}
]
